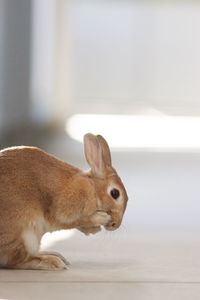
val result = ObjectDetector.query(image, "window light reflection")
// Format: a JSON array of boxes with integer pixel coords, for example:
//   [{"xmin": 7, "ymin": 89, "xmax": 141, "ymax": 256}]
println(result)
[{"xmin": 66, "ymin": 114, "xmax": 200, "ymax": 150}]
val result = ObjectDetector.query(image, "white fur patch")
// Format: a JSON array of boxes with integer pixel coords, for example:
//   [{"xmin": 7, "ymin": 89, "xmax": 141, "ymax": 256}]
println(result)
[
  {"xmin": 22, "ymin": 229, "xmax": 40, "ymax": 256},
  {"xmin": 91, "ymin": 211, "xmax": 111, "ymax": 226},
  {"xmin": 22, "ymin": 217, "xmax": 51, "ymax": 255}
]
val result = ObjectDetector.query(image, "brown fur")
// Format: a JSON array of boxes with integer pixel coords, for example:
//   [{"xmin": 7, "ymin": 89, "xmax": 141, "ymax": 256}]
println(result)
[{"xmin": 0, "ymin": 134, "xmax": 128, "ymax": 270}]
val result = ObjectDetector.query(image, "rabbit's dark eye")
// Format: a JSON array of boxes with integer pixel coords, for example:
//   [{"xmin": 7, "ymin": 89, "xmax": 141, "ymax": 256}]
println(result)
[{"xmin": 110, "ymin": 188, "xmax": 120, "ymax": 200}]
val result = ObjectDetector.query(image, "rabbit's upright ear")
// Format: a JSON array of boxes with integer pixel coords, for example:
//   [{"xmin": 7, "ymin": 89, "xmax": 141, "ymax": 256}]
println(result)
[
  {"xmin": 84, "ymin": 133, "xmax": 105, "ymax": 177},
  {"xmin": 96, "ymin": 135, "xmax": 112, "ymax": 167}
]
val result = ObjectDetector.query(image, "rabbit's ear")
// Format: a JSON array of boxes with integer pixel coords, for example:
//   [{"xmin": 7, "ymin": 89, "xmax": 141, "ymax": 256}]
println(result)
[
  {"xmin": 84, "ymin": 133, "xmax": 105, "ymax": 177},
  {"xmin": 97, "ymin": 135, "xmax": 112, "ymax": 167}
]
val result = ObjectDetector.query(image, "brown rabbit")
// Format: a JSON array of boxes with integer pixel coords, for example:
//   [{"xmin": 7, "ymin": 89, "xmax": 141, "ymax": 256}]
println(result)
[{"xmin": 0, "ymin": 133, "xmax": 128, "ymax": 270}]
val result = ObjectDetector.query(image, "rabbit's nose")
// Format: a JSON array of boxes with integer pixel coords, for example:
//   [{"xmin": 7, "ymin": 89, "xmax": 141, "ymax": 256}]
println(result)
[
  {"xmin": 110, "ymin": 222, "xmax": 116, "ymax": 227},
  {"xmin": 105, "ymin": 221, "xmax": 119, "ymax": 231}
]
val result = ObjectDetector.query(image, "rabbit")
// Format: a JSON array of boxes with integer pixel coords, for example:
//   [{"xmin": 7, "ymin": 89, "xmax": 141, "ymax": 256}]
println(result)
[{"xmin": 0, "ymin": 133, "xmax": 128, "ymax": 270}]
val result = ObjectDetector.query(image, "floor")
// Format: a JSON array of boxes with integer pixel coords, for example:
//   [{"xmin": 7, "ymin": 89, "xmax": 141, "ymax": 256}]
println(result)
[
  {"xmin": 1, "ymin": 131, "xmax": 200, "ymax": 299},
  {"xmin": 1, "ymin": 232, "xmax": 200, "ymax": 300}
]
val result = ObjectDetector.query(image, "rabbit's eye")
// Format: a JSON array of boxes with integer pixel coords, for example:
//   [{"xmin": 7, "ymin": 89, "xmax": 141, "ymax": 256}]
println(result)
[{"xmin": 110, "ymin": 188, "xmax": 120, "ymax": 200}]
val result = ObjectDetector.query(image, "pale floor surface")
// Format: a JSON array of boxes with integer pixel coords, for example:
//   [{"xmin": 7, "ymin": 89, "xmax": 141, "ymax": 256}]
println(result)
[
  {"xmin": 1, "ymin": 135, "xmax": 200, "ymax": 299},
  {"xmin": 0, "ymin": 231, "xmax": 200, "ymax": 300}
]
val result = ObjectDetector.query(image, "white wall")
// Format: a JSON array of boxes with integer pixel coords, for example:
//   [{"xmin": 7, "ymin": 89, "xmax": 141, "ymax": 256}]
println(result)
[
  {"xmin": 30, "ymin": 0, "xmax": 58, "ymax": 125},
  {"xmin": 64, "ymin": 1, "xmax": 200, "ymax": 115},
  {"xmin": 0, "ymin": 0, "xmax": 5, "ymax": 134}
]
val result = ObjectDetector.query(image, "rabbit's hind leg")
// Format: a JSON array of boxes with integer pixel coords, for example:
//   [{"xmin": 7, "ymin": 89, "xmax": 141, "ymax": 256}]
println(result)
[
  {"xmin": 7, "ymin": 247, "xmax": 68, "ymax": 270},
  {"xmin": 40, "ymin": 251, "xmax": 70, "ymax": 266},
  {"xmin": 13, "ymin": 254, "xmax": 68, "ymax": 270},
  {"xmin": 3, "ymin": 239, "xmax": 68, "ymax": 270}
]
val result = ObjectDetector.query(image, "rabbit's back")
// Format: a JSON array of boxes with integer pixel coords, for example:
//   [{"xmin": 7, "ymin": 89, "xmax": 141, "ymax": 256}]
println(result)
[
  {"xmin": 0, "ymin": 146, "xmax": 78, "ymax": 223},
  {"xmin": 0, "ymin": 147, "xmax": 49, "ymax": 224}
]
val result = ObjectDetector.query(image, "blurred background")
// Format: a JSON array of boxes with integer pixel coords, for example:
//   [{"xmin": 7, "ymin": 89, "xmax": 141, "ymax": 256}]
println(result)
[{"xmin": 1, "ymin": 0, "xmax": 200, "ymax": 240}]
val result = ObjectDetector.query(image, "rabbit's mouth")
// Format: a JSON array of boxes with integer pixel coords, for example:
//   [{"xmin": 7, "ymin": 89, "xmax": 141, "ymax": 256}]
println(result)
[
  {"xmin": 104, "ymin": 219, "xmax": 120, "ymax": 231},
  {"xmin": 95, "ymin": 209, "xmax": 120, "ymax": 231},
  {"xmin": 103, "ymin": 210, "xmax": 121, "ymax": 231}
]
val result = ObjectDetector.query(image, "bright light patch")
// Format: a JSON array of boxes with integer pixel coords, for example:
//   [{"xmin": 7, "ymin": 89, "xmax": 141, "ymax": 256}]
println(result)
[
  {"xmin": 66, "ymin": 114, "xmax": 200, "ymax": 150},
  {"xmin": 41, "ymin": 230, "xmax": 75, "ymax": 249}
]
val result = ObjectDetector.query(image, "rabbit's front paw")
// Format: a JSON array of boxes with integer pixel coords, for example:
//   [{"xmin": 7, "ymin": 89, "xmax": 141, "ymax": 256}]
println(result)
[
  {"xmin": 78, "ymin": 226, "xmax": 101, "ymax": 236},
  {"xmin": 90, "ymin": 211, "xmax": 111, "ymax": 227}
]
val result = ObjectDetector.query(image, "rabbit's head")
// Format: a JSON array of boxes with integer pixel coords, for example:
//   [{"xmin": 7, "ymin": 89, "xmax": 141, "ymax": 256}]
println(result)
[{"xmin": 84, "ymin": 133, "xmax": 128, "ymax": 231}]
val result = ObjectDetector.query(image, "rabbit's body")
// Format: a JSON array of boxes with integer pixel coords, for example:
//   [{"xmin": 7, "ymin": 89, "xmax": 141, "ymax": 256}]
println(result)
[{"xmin": 0, "ymin": 134, "xmax": 128, "ymax": 270}]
